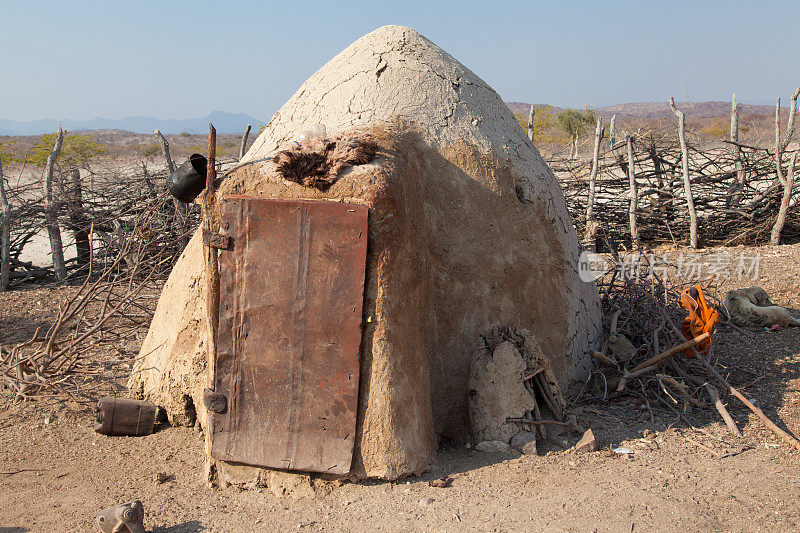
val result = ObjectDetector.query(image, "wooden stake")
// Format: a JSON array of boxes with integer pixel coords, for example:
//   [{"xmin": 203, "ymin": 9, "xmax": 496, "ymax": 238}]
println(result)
[
  {"xmin": 0, "ymin": 154, "xmax": 9, "ymax": 291},
  {"xmin": 669, "ymin": 97, "xmax": 698, "ymax": 248},
  {"xmin": 584, "ymin": 118, "xmax": 603, "ymax": 250},
  {"xmin": 44, "ymin": 128, "xmax": 66, "ymax": 282},
  {"xmin": 731, "ymin": 93, "xmax": 745, "ymax": 201},
  {"xmin": 527, "ymin": 105, "xmax": 535, "ymax": 142},
  {"xmin": 239, "ymin": 124, "xmax": 252, "ymax": 160},
  {"xmin": 66, "ymin": 169, "xmax": 90, "ymax": 267},
  {"xmin": 771, "ymin": 150, "xmax": 797, "ymax": 245},
  {"xmin": 626, "ymin": 134, "xmax": 638, "ymax": 243},
  {"xmin": 202, "ymin": 123, "xmax": 220, "ymax": 485},
  {"xmin": 779, "ymin": 86, "xmax": 800, "ymax": 153},
  {"xmin": 153, "ymin": 129, "xmax": 175, "ymax": 174},
  {"xmin": 609, "ymin": 115, "xmax": 616, "ymax": 149}
]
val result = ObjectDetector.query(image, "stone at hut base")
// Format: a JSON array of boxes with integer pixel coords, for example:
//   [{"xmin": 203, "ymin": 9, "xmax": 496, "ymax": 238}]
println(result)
[
  {"xmin": 510, "ymin": 430, "xmax": 538, "ymax": 455},
  {"xmin": 475, "ymin": 440, "xmax": 511, "ymax": 453},
  {"xmin": 573, "ymin": 428, "xmax": 597, "ymax": 454}
]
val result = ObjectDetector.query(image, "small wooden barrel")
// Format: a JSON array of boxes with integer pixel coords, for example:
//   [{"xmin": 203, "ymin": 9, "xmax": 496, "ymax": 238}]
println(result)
[{"xmin": 95, "ymin": 397, "xmax": 156, "ymax": 436}]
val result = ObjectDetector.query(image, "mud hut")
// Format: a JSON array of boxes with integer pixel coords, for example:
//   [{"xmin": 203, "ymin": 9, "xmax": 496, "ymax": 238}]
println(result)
[{"xmin": 129, "ymin": 25, "xmax": 601, "ymax": 486}]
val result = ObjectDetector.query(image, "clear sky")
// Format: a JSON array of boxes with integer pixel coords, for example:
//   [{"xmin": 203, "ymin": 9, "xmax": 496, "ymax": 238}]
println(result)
[{"xmin": 2, "ymin": 0, "xmax": 798, "ymax": 122}]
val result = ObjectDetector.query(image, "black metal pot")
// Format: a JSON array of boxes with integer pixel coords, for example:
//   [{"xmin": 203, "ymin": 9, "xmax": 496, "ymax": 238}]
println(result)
[{"xmin": 167, "ymin": 153, "xmax": 207, "ymax": 203}]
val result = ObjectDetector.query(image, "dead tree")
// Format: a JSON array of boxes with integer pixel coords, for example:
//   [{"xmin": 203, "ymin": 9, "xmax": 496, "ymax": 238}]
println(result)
[
  {"xmin": 44, "ymin": 128, "xmax": 66, "ymax": 281},
  {"xmin": 239, "ymin": 124, "xmax": 252, "ymax": 160},
  {"xmin": 771, "ymin": 150, "xmax": 797, "ymax": 244},
  {"xmin": 670, "ymin": 97, "xmax": 698, "ymax": 248},
  {"xmin": 527, "ymin": 105, "xmax": 535, "ymax": 142},
  {"xmin": 584, "ymin": 117, "xmax": 603, "ymax": 249},
  {"xmin": 626, "ymin": 134, "xmax": 638, "ymax": 243},
  {"xmin": 779, "ymin": 86, "xmax": 800, "ymax": 153},
  {"xmin": 0, "ymin": 155, "xmax": 9, "ymax": 291},
  {"xmin": 66, "ymin": 169, "xmax": 90, "ymax": 266},
  {"xmin": 153, "ymin": 129, "xmax": 189, "ymax": 247},
  {"xmin": 770, "ymin": 88, "xmax": 800, "ymax": 244},
  {"xmin": 153, "ymin": 129, "xmax": 175, "ymax": 173}
]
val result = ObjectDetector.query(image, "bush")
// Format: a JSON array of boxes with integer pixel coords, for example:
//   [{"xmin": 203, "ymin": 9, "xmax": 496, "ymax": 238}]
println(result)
[
  {"xmin": 21, "ymin": 132, "xmax": 106, "ymax": 168},
  {"xmin": 139, "ymin": 143, "xmax": 161, "ymax": 158}
]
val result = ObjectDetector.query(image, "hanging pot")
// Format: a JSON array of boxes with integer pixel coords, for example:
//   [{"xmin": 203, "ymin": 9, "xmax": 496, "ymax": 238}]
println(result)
[{"xmin": 167, "ymin": 153, "xmax": 207, "ymax": 203}]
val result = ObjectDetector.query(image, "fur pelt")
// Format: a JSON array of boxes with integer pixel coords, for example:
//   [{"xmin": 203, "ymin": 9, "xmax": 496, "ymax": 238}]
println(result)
[
  {"xmin": 724, "ymin": 286, "xmax": 800, "ymax": 327},
  {"xmin": 273, "ymin": 131, "xmax": 377, "ymax": 190}
]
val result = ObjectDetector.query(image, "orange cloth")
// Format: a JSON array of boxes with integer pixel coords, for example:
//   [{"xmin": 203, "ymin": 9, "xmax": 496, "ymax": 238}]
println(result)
[{"xmin": 679, "ymin": 285, "xmax": 719, "ymax": 358}]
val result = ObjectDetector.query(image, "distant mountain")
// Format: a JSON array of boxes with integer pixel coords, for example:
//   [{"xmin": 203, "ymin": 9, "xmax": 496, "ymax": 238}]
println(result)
[
  {"xmin": 505, "ymin": 102, "xmax": 566, "ymax": 116},
  {"xmin": 505, "ymin": 101, "xmax": 777, "ymax": 120},
  {"xmin": 0, "ymin": 111, "xmax": 263, "ymax": 135}
]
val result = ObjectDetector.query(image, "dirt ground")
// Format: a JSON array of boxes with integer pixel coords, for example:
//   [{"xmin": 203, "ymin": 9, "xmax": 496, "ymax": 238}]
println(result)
[{"xmin": 3, "ymin": 244, "xmax": 800, "ymax": 532}]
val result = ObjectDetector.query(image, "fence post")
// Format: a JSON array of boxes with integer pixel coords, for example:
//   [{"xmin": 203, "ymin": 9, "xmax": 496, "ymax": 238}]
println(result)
[
  {"xmin": 239, "ymin": 124, "xmax": 252, "ymax": 160},
  {"xmin": 771, "ymin": 151, "xmax": 797, "ymax": 245},
  {"xmin": 44, "ymin": 128, "xmax": 67, "ymax": 281},
  {"xmin": 770, "ymin": 88, "xmax": 800, "ymax": 244},
  {"xmin": 527, "ymin": 105, "xmax": 535, "ymax": 142},
  {"xmin": 0, "ymin": 155, "xmax": 9, "ymax": 291},
  {"xmin": 153, "ymin": 129, "xmax": 189, "ymax": 248},
  {"xmin": 67, "ymin": 168, "xmax": 90, "ymax": 267},
  {"xmin": 584, "ymin": 117, "xmax": 603, "ymax": 250},
  {"xmin": 775, "ymin": 97, "xmax": 785, "ymax": 186},
  {"xmin": 626, "ymin": 134, "xmax": 638, "ymax": 243},
  {"xmin": 669, "ymin": 97, "xmax": 698, "ymax": 249},
  {"xmin": 153, "ymin": 129, "xmax": 175, "ymax": 173},
  {"xmin": 609, "ymin": 115, "xmax": 616, "ymax": 149},
  {"xmin": 730, "ymin": 93, "xmax": 745, "ymax": 204}
]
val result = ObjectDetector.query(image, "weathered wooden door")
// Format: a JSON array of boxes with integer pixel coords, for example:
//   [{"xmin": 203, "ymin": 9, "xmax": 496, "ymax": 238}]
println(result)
[{"xmin": 211, "ymin": 196, "xmax": 368, "ymax": 475}]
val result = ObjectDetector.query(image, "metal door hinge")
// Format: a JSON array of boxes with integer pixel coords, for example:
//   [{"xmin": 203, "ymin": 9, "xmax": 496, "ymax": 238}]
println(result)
[{"xmin": 203, "ymin": 229, "xmax": 233, "ymax": 250}]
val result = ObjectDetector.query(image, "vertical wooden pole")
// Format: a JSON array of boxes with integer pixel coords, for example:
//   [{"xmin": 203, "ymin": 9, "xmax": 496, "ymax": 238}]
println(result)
[
  {"xmin": 775, "ymin": 97, "xmax": 785, "ymax": 186},
  {"xmin": 770, "ymin": 88, "xmax": 800, "ymax": 245},
  {"xmin": 572, "ymin": 133, "xmax": 578, "ymax": 160},
  {"xmin": 527, "ymin": 105, "xmax": 535, "ymax": 142},
  {"xmin": 67, "ymin": 168, "xmax": 90, "ymax": 267},
  {"xmin": 584, "ymin": 117, "xmax": 603, "ymax": 250},
  {"xmin": 626, "ymin": 134, "xmax": 638, "ymax": 243},
  {"xmin": 730, "ymin": 93, "xmax": 745, "ymax": 203},
  {"xmin": 0, "ymin": 154, "xmax": 9, "ymax": 291},
  {"xmin": 239, "ymin": 124, "xmax": 252, "ymax": 160},
  {"xmin": 44, "ymin": 128, "xmax": 66, "ymax": 281},
  {"xmin": 153, "ymin": 129, "xmax": 175, "ymax": 173},
  {"xmin": 670, "ymin": 97, "xmax": 698, "ymax": 248},
  {"xmin": 609, "ymin": 115, "xmax": 616, "ymax": 149},
  {"xmin": 202, "ymin": 123, "xmax": 219, "ymax": 485},
  {"xmin": 780, "ymin": 86, "xmax": 800, "ymax": 153},
  {"xmin": 771, "ymin": 151, "xmax": 797, "ymax": 244},
  {"xmin": 154, "ymin": 129, "xmax": 189, "ymax": 247}
]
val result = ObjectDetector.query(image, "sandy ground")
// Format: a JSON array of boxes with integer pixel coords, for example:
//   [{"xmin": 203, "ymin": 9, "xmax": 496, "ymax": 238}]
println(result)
[{"xmin": 2, "ymin": 244, "xmax": 800, "ymax": 531}]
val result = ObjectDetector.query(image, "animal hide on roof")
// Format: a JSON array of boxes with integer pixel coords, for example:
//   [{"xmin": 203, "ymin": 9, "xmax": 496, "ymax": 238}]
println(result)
[{"xmin": 273, "ymin": 131, "xmax": 378, "ymax": 190}]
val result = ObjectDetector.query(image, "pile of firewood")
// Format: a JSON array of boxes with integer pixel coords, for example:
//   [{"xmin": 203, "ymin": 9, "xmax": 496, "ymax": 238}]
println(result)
[{"xmin": 576, "ymin": 247, "xmax": 800, "ymax": 451}]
